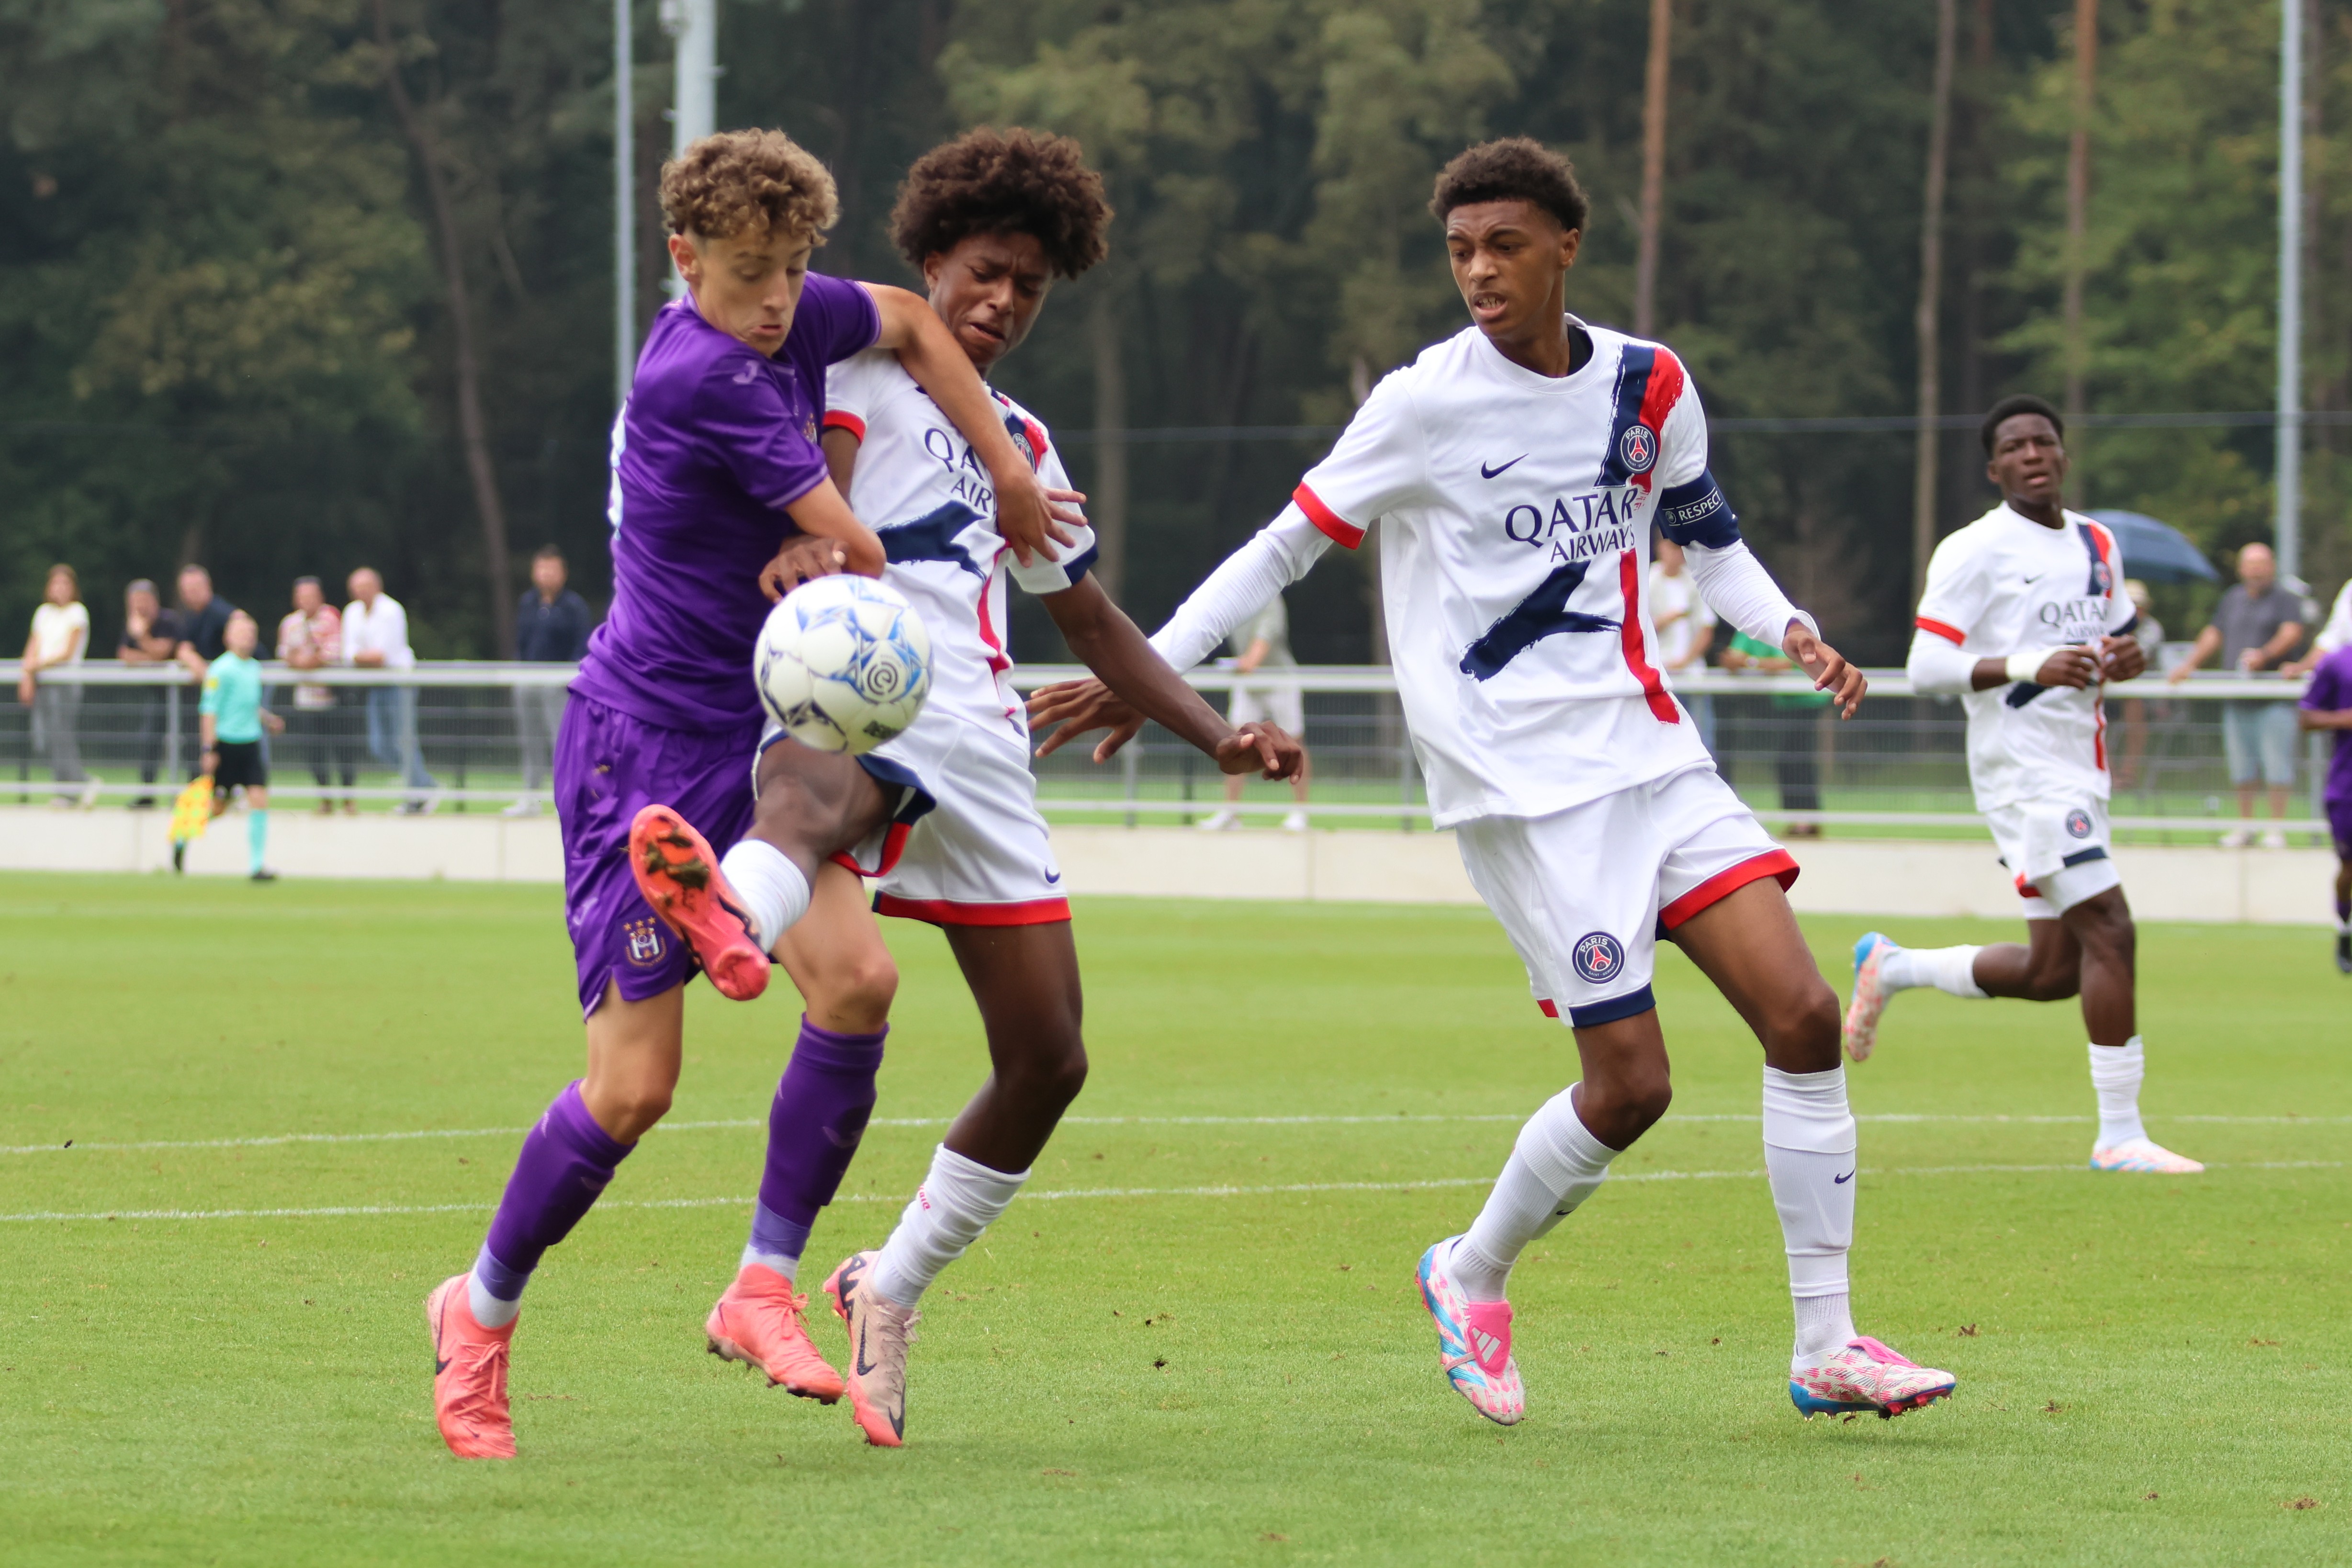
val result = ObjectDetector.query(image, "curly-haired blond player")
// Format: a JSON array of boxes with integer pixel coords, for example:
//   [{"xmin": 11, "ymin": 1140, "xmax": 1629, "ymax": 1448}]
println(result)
[{"xmin": 423, "ymin": 129, "xmax": 1080, "ymax": 1461}]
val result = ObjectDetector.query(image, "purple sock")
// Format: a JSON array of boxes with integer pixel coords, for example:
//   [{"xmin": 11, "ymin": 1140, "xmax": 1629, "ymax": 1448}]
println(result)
[
  {"xmin": 2338, "ymin": 894, "xmax": 2350, "ymax": 924},
  {"xmin": 478, "ymin": 1081, "xmax": 633, "ymax": 1301},
  {"xmin": 748, "ymin": 1019, "xmax": 886, "ymax": 1261}
]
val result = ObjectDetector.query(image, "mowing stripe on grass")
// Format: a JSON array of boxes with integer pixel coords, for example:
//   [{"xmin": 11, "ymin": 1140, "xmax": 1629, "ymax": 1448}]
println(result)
[
  {"xmin": 3, "ymin": 1160, "xmax": 2335, "ymax": 1224},
  {"xmin": 4, "ymin": 1111, "xmax": 2341, "ymax": 1158}
]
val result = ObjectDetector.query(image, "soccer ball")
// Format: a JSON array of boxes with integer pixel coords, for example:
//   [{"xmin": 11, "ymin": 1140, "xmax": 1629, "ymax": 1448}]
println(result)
[{"xmin": 754, "ymin": 575, "xmax": 933, "ymax": 755}]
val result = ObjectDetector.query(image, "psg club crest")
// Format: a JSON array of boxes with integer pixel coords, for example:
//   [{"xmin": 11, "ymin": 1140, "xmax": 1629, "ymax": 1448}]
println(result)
[
  {"xmin": 623, "ymin": 916, "xmax": 667, "ymax": 967},
  {"xmin": 1571, "ymin": 931, "xmax": 1626, "ymax": 985},
  {"xmin": 1618, "ymin": 424, "xmax": 1658, "ymax": 474},
  {"xmin": 2089, "ymin": 559, "xmax": 2114, "ymax": 597},
  {"xmin": 2065, "ymin": 808, "xmax": 2094, "ymax": 840}
]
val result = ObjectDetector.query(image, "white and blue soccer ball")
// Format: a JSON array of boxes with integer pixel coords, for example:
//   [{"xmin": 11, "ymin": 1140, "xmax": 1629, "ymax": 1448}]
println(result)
[{"xmin": 754, "ymin": 575, "xmax": 933, "ymax": 755}]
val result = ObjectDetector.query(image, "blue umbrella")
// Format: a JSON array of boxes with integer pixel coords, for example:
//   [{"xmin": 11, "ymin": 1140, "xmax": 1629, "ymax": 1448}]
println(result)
[{"xmin": 2082, "ymin": 510, "xmax": 2221, "ymax": 585}]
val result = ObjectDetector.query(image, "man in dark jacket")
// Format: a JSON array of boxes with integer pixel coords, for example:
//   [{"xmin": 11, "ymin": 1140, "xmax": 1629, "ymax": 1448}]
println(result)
[{"xmin": 506, "ymin": 544, "xmax": 594, "ymax": 815}]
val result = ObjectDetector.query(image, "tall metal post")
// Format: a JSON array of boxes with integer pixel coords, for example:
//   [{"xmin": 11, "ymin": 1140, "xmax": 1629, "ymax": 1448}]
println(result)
[
  {"xmin": 613, "ymin": 0, "xmax": 635, "ymax": 402},
  {"xmin": 660, "ymin": 0, "xmax": 717, "ymax": 299},
  {"xmin": 2276, "ymin": 0, "xmax": 2304, "ymax": 581}
]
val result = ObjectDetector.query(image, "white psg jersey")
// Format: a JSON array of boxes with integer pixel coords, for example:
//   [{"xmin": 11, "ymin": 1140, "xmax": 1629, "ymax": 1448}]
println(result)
[
  {"xmin": 1914, "ymin": 503, "xmax": 2135, "ymax": 811},
  {"xmin": 823, "ymin": 350, "xmax": 1098, "ymax": 726},
  {"xmin": 1293, "ymin": 318, "xmax": 1738, "ymax": 825}
]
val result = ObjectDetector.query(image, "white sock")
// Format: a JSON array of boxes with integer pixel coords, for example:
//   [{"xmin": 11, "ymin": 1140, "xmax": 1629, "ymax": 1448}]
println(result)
[
  {"xmin": 719, "ymin": 838, "xmax": 811, "ymax": 950},
  {"xmin": 468, "ymin": 1271, "xmax": 521, "ymax": 1330},
  {"xmin": 867, "ymin": 1144, "xmax": 1028, "ymax": 1307},
  {"xmin": 2088, "ymin": 1037, "xmax": 2148, "ymax": 1148},
  {"xmin": 1878, "ymin": 943, "xmax": 1987, "ymax": 998},
  {"xmin": 1762, "ymin": 1065, "xmax": 1858, "ymax": 1369},
  {"xmin": 1452, "ymin": 1084, "xmax": 1618, "ymax": 1302},
  {"xmin": 740, "ymin": 1242, "xmax": 799, "ymax": 1283}
]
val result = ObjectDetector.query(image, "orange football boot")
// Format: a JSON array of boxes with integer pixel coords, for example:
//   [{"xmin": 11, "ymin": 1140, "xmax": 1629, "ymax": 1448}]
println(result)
[
  {"xmin": 627, "ymin": 803, "xmax": 770, "ymax": 1001},
  {"xmin": 705, "ymin": 1263, "xmax": 846, "ymax": 1402},
  {"xmin": 426, "ymin": 1274, "xmax": 517, "ymax": 1459}
]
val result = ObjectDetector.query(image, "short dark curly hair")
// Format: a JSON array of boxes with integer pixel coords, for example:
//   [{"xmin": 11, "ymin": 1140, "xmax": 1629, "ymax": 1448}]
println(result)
[
  {"xmin": 889, "ymin": 128, "xmax": 1113, "ymax": 280},
  {"xmin": 1429, "ymin": 137, "xmax": 1589, "ymax": 232},
  {"xmin": 1980, "ymin": 393, "xmax": 2065, "ymax": 455}
]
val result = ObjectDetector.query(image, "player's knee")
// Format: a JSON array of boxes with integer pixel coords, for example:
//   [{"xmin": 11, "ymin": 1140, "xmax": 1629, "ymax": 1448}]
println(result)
[
  {"xmin": 1766, "ymin": 981, "xmax": 1843, "ymax": 1070},
  {"xmin": 1583, "ymin": 1072, "xmax": 1671, "ymax": 1144},
  {"xmin": 820, "ymin": 951, "xmax": 898, "ymax": 1033},
  {"xmin": 1012, "ymin": 1031, "xmax": 1089, "ymax": 1109},
  {"xmin": 595, "ymin": 1081, "xmax": 673, "ymax": 1142}
]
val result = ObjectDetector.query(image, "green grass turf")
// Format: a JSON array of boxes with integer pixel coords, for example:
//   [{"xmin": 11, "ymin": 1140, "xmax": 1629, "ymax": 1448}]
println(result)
[{"xmin": 1, "ymin": 874, "xmax": 2346, "ymax": 1566}]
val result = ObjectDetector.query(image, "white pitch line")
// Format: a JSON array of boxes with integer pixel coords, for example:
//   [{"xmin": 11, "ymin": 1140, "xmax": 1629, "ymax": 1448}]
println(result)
[
  {"xmin": 4, "ymin": 1110, "xmax": 2345, "ymax": 1158},
  {"xmin": 2, "ymin": 1160, "xmax": 2336, "ymax": 1226}
]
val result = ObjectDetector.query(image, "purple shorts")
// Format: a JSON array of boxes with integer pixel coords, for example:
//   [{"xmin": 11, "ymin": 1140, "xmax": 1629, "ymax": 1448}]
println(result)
[
  {"xmin": 557, "ymin": 696, "xmax": 762, "ymax": 1015},
  {"xmin": 2329, "ymin": 796, "xmax": 2352, "ymax": 858}
]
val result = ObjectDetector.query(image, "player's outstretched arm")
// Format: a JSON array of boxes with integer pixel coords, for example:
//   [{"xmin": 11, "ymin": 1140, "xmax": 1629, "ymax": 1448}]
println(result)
[
  {"xmin": 1035, "ymin": 576, "xmax": 1301, "ymax": 779},
  {"xmin": 1779, "ymin": 622, "xmax": 1867, "ymax": 719},
  {"xmin": 865, "ymin": 284, "xmax": 1072, "ymax": 568}
]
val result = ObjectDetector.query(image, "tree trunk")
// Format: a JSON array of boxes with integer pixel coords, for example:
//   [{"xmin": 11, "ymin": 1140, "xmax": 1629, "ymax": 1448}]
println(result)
[
  {"xmin": 375, "ymin": 0, "xmax": 515, "ymax": 658},
  {"xmin": 1634, "ymin": 0, "xmax": 1673, "ymax": 338},
  {"xmin": 1088, "ymin": 285, "xmax": 1129, "ymax": 604},
  {"xmin": 2061, "ymin": 0, "xmax": 2098, "ymax": 502},
  {"xmin": 1911, "ymin": 0, "xmax": 1958, "ymax": 605}
]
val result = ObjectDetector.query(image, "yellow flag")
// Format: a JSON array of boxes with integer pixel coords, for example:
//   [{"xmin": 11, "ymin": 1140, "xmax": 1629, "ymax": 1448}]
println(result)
[{"xmin": 169, "ymin": 776, "xmax": 217, "ymax": 846}]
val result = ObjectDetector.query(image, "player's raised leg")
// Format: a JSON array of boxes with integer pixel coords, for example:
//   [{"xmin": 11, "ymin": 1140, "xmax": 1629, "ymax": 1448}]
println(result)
[
  {"xmin": 1674, "ymin": 879, "xmax": 1957, "ymax": 1418},
  {"xmin": 703, "ymin": 862, "xmax": 899, "ymax": 1402},
  {"xmin": 826, "ymin": 919, "xmax": 1085, "ymax": 1447}
]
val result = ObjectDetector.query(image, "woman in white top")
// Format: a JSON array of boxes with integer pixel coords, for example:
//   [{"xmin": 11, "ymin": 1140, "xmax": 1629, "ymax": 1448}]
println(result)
[{"xmin": 18, "ymin": 563, "xmax": 93, "ymax": 804}]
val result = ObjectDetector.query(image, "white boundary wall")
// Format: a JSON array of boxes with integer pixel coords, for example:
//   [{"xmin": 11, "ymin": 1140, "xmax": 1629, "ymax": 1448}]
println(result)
[{"xmin": 0, "ymin": 806, "xmax": 2334, "ymax": 926}]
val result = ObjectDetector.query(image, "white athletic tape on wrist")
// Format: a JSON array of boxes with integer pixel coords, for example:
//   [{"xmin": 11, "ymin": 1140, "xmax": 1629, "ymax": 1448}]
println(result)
[{"xmin": 2005, "ymin": 649, "xmax": 2065, "ymax": 684}]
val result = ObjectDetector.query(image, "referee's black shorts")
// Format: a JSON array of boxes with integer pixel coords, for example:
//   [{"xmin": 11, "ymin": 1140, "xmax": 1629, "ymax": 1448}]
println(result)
[{"xmin": 212, "ymin": 739, "xmax": 268, "ymax": 791}]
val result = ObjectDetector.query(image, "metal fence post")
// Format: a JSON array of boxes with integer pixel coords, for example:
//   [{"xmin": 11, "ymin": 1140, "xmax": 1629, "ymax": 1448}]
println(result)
[{"xmin": 1121, "ymin": 736, "xmax": 1139, "ymax": 829}]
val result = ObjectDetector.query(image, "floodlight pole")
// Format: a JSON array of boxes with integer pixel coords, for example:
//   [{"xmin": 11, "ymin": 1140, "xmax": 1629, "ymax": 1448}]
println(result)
[
  {"xmin": 613, "ymin": 0, "xmax": 635, "ymax": 404},
  {"xmin": 660, "ymin": 0, "xmax": 717, "ymax": 300},
  {"xmin": 2276, "ymin": 0, "xmax": 2304, "ymax": 581}
]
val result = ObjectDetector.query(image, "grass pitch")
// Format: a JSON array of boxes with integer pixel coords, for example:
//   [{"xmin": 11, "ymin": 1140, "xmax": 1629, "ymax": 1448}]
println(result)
[{"xmin": 2, "ymin": 872, "xmax": 2346, "ymax": 1566}]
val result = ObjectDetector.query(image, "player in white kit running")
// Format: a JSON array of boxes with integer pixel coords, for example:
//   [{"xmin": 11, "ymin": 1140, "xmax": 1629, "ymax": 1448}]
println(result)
[
  {"xmin": 676, "ymin": 129, "xmax": 1303, "ymax": 1448},
  {"xmin": 1843, "ymin": 395, "xmax": 2201, "ymax": 1175},
  {"xmin": 1033, "ymin": 139, "xmax": 1957, "ymax": 1426}
]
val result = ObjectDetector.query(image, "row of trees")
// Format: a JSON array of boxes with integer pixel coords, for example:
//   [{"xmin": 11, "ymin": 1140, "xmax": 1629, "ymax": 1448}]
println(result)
[{"xmin": 0, "ymin": 0, "xmax": 2338, "ymax": 666}]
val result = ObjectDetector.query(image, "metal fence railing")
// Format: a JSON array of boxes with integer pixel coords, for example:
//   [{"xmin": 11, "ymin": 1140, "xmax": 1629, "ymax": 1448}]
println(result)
[{"xmin": 3, "ymin": 660, "xmax": 2337, "ymax": 842}]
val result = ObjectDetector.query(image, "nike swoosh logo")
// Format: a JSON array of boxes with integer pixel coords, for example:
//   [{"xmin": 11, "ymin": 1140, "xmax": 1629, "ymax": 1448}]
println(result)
[
  {"xmin": 2022, "ymin": 573, "xmax": 2046, "ymax": 584},
  {"xmin": 855, "ymin": 1325, "xmax": 881, "ymax": 1378},
  {"xmin": 435, "ymin": 1356, "xmax": 450, "ymax": 1374},
  {"xmin": 1044, "ymin": 870, "xmax": 1062, "ymax": 885},
  {"xmin": 1480, "ymin": 455, "xmax": 1528, "ymax": 479},
  {"xmin": 1834, "ymin": 1171, "xmax": 1855, "ymax": 1184}
]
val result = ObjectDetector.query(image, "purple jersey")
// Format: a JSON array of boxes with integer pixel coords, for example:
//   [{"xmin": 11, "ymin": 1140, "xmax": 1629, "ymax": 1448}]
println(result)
[
  {"xmin": 573, "ymin": 274, "xmax": 880, "ymax": 732},
  {"xmin": 2299, "ymin": 645, "xmax": 2352, "ymax": 804}
]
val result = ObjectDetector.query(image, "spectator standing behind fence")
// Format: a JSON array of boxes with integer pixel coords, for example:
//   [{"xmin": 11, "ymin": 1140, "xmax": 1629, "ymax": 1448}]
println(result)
[
  {"xmin": 2168, "ymin": 541, "xmax": 2307, "ymax": 849},
  {"xmin": 17, "ymin": 564, "xmax": 95, "ymax": 809},
  {"xmin": 343, "ymin": 566, "xmax": 439, "ymax": 814},
  {"xmin": 1720, "ymin": 627, "xmax": 1829, "ymax": 837},
  {"xmin": 277, "ymin": 577, "xmax": 354, "ymax": 815},
  {"xmin": 1198, "ymin": 591, "xmax": 1312, "ymax": 832},
  {"xmin": 169, "ymin": 565, "xmax": 236, "ymax": 781},
  {"xmin": 117, "ymin": 579, "xmax": 184, "ymax": 808},
  {"xmin": 505, "ymin": 545, "xmax": 592, "ymax": 817},
  {"xmin": 1650, "ymin": 537, "xmax": 1719, "ymax": 753},
  {"xmin": 190, "ymin": 609, "xmax": 281, "ymax": 881}
]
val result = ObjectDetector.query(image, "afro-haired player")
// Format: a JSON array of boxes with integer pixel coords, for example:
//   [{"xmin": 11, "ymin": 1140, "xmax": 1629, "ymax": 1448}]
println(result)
[
  {"xmin": 639, "ymin": 127, "xmax": 1302, "ymax": 1447},
  {"xmin": 1031, "ymin": 137, "xmax": 1957, "ymax": 1426},
  {"xmin": 1844, "ymin": 396, "xmax": 2202, "ymax": 1174},
  {"xmin": 424, "ymin": 129, "xmax": 1087, "ymax": 1460}
]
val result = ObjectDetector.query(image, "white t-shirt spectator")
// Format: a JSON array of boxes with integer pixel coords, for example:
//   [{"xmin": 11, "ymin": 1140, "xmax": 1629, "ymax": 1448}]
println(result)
[
  {"xmin": 29, "ymin": 601, "xmax": 89, "ymax": 667},
  {"xmin": 343, "ymin": 594, "xmax": 416, "ymax": 671},
  {"xmin": 1648, "ymin": 563, "xmax": 1715, "ymax": 674}
]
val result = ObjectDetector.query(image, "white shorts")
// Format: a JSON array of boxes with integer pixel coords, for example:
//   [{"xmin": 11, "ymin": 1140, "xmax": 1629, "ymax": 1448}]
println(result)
[
  {"xmin": 1985, "ymin": 795, "xmax": 2120, "ymax": 919},
  {"xmin": 1454, "ymin": 764, "xmax": 1797, "ymax": 1029},
  {"xmin": 865, "ymin": 706, "xmax": 1068, "ymax": 925},
  {"xmin": 1229, "ymin": 682, "xmax": 1304, "ymax": 736}
]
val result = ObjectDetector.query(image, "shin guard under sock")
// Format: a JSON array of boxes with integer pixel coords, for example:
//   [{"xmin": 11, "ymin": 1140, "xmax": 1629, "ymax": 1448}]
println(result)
[
  {"xmin": 1762, "ymin": 1065, "xmax": 1858, "ymax": 1367},
  {"xmin": 745, "ymin": 1018, "xmax": 886, "ymax": 1279},
  {"xmin": 473, "ymin": 1081, "xmax": 632, "ymax": 1326},
  {"xmin": 1454, "ymin": 1084, "xmax": 1619, "ymax": 1302}
]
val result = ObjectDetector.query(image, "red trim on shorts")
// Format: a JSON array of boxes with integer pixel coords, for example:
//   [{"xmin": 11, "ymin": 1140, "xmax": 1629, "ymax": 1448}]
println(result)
[
  {"xmin": 1656, "ymin": 848, "xmax": 1801, "ymax": 930},
  {"xmin": 1292, "ymin": 483, "xmax": 1365, "ymax": 549},
  {"xmin": 2015, "ymin": 872, "xmax": 2041, "ymax": 901},
  {"xmin": 874, "ymin": 893, "xmax": 1071, "ymax": 927},
  {"xmin": 1536, "ymin": 998, "xmax": 1561, "ymax": 1019},
  {"xmin": 1915, "ymin": 616, "xmax": 1966, "ymax": 645},
  {"xmin": 828, "ymin": 821, "xmax": 913, "ymax": 880},
  {"xmin": 1617, "ymin": 549, "xmax": 1681, "ymax": 723},
  {"xmin": 1628, "ymin": 349, "xmax": 1687, "ymax": 495},
  {"xmin": 822, "ymin": 410, "xmax": 866, "ymax": 441}
]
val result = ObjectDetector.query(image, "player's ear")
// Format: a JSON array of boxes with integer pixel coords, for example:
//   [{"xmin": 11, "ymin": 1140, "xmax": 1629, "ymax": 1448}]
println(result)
[{"xmin": 1558, "ymin": 226, "xmax": 1580, "ymax": 270}]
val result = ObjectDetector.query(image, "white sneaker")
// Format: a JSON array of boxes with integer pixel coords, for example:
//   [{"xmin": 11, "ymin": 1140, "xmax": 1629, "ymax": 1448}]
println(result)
[
  {"xmin": 78, "ymin": 775, "xmax": 103, "ymax": 810},
  {"xmin": 499, "ymin": 798, "xmax": 540, "ymax": 818},
  {"xmin": 2091, "ymin": 1137, "xmax": 2204, "ymax": 1174},
  {"xmin": 1282, "ymin": 810, "xmax": 1310, "ymax": 832},
  {"xmin": 2260, "ymin": 829, "xmax": 2288, "ymax": 851},
  {"xmin": 1197, "ymin": 810, "xmax": 1238, "ymax": 831},
  {"xmin": 2218, "ymin": 827, "xmax": 2254, "ymax": 849}
]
